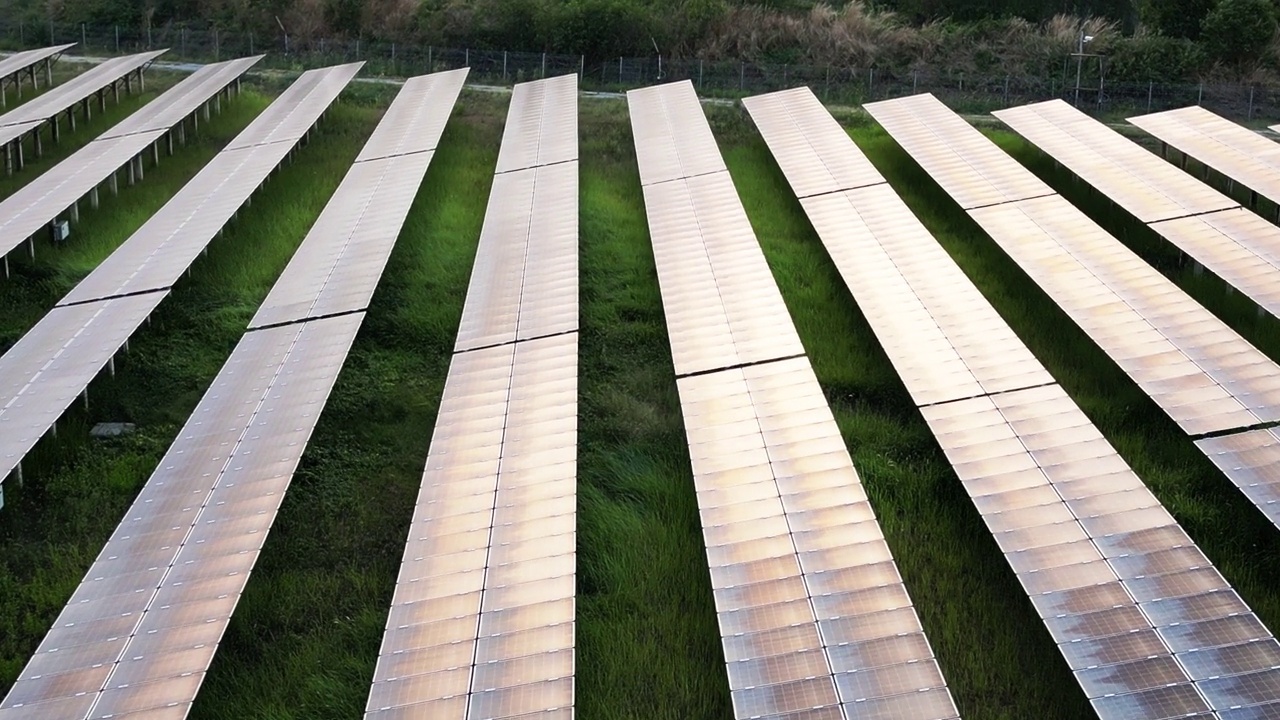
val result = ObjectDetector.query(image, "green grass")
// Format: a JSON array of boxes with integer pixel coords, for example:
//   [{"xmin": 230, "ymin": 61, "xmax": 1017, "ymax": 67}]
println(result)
[{"xmin": 4, "ymin": 79, "xmax": 1280, "ymax": 720}]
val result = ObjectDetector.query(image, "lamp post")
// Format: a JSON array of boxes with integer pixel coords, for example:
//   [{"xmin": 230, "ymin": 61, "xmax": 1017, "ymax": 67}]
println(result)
[{"xmin": 1073, "ymin": 30, "xmax": 1094, "ymax": 107}]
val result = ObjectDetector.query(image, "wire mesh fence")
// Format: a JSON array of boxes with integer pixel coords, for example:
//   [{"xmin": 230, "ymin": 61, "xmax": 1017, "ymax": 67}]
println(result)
[{"xmin": 2, "ymin": 18, "xmax": 1278, "ymax": 123}]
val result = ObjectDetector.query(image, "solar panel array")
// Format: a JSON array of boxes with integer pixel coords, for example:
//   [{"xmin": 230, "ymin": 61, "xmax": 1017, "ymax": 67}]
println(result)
[
  {"xmin": 0, "ymin": 56, "xmax": 262, "ymax": 263},
  {"xmin": 747, "ymin": 85, "xmax": 1280, "ymax": 720},
  {"xmin": 1128, "ymin": 106, "xmax": 1280, "ymax": 210},
  {"xmin": 0, "ymin": 44, "xmax": 74, "ymax": 106},
  {"xmin": 865, "ymin": 94, "xmax": 1280, "ymax": 436},
  {"xmin": 369, "ymin": 73, "xmax": 579, "ymax": 720},
  {"xmin": 0, "ymin": 67, "xmax": 461, "ymax": 720},
  {"xmin": 0, "ymin": 63, "xmax": 361, "ymax": 495},
  {"xmin": 0, "ymin": 50, "xmax": 166, "ymax": 153},
  {"xmin": 631, "ymin": 80, "xmax": 958, "ymax": 720},
  {"xmin": 994, "ymin": 100, "xmax": 1280, "ymax": 322}
]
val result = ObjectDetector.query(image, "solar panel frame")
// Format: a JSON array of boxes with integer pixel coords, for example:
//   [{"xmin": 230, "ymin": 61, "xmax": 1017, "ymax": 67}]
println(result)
[{"xmin": 0, "ymin": 44, "xmax": 74, "ymax": 86}]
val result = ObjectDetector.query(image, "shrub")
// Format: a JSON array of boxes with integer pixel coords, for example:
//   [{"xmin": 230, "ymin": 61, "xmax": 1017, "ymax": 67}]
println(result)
[{"xmin": 1108, "ymin": 30, "xmax": 1206, "ymax": 80}]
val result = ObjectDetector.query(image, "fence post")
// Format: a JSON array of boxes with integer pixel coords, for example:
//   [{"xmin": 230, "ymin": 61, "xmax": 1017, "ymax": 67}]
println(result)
[
  {"xmin": 427, "ymin": 46, "xmax": 432, "ymax": 70},
  {"xmin": 147, "ymin": 25, "xmax": 152, "ymax": 49},
  {"xmin": 541, "ymin": 52, "xmax": 546, "ymax": 78},
  {"xmin": 783, "ymin": 64, "xmax": 788, "ymax": 87},
  {"xmin": 115, "ymin": 25, "xmax": 119, "ymax": 53},
  {"xmin": 214, "ymin": 28, "xmax": 219, "ymax": 60},
  {"xmin": 740, "ymin": 63, "xmax": 744, "ymax": 91},
  {"xmin": 1249, "ymin": 85, "xmax": 1255, "ymax": 121},
  {"xmin": 465, "ymin": 48, "xmax": 469, "ymax": 67},
  {"xmin": 868, "ymin": 68, "xmax": 874, "ymax": 100},
  {"xmin": 392, "ymin": 43, "xmax": 396, "ymax": 74},
  {"xmin": 619, "ymin": 57, "xmax": 623, "ymax": 84},
  {"xmin": 580, "ymin": 55, "xmax": 584, "ymax": 80},
  {"xmin": 249, "ymin": 32, "xmax": 253, "ymax": 55},
  {"xmin": 1147, "ymin": 81, "xmax": 1153, "ymax": 112},
  {"xmin": 1003, "ymin": 75, "xmax": 1009, "ymax": 105},
  {"xmin": 913, "ymin": 70, "xmax": 918, "ymax": 94},
  {"xmin": 825, "ymin": 65, "xmax": 830, "ymax": 99},
  {"xmin": 503, "ymin": 51, "xmax": 508, "ymax": 81},
  {"xmin": 1198, "ymin": 82, "xmax": 1203, "ymax": 105},
  {"xmin": 699, "ymin": 59, "xmax": 704, "ymax": 89},
  {"xmin": 81, "ymin": 23, "xmax": 85, "ymax": 51},
  {"xmin": 181, "ymin": 26, "xmax": 186, "ymax": 58}
]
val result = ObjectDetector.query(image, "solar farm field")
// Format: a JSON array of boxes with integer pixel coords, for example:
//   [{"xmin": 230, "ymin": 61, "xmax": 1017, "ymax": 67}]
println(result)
[{"xmin": 1, "ymin": 60, "xmax": 1280, "ymax": 720}]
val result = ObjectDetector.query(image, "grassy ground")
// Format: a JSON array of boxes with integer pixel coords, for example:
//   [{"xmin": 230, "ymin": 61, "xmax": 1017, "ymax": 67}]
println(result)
[{"xmin": 3, "ymin": 79, "xmax": 1280, "ymax": 720}]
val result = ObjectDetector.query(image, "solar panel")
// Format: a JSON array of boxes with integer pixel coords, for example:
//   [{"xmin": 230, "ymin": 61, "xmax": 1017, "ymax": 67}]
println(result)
[
  {"xmin": 453, "ymin": 161, "xmax": 578, "ymax": 352},
  {"xmin": 749, "ymin": 87, "xmax": 1280, "ymax": 718},
  {"xmin": 1196, "ymin": 429, "xmax": 1280, "ymax": 526},
  {"xmin": 865, "ymin": 94, "xmax": 1280, "ymax": 438},
  {"xmin": 1129, "ymin": 106, "xmax": 1280, "ymax": 209},
  {"xmin": 252, "ymin": 69, "xmax": 468, "ymax": 328},
  {"xmin": 627, "ymin": 81, "xmax": 726, "ymax": 186},
  {"xmin": 0, "ymin": 45, "xmax": 73, "ymax": 83},
  {"xmin": 61, "ymin": 63, "xmax": 362, "ymax": 306},
  {"xmin": 0, "ymin": 313, "xmax": 363, "ymax": 720},
  {"xmin": 0, "ymin": 56, "xmax": 262, "ymax": 263},
  {"xmin": 641, "ymin": 168, "xmax": 806, "ymax": 376},
  {"xmin": 97, "ymin": 55, "xmax": 262, "ymax": 141},
  {"xmin": 740, "ymin": 88, "xmax": 883, "ymax": 198},
  {"xmin": 0, "ymin": 291, "xmax": 167, "ymax": 483},
  {"xmin": 494, "ymin": 73, "xmax": 577, "ymax": 173},
  {"xmin": 1149, "ymin": 208, "xmax": 1280, "ymax": 319},
  {"xmin": 225, "ymin": 62, "xmax": 362, "ymax": 151},
  {"xmin": 995, "ymin": 100, "xmax": 1237, "ymax": 223},
  {"xmin": 861, "ymin": 93, "xmax": 1054, "ymax": 210},
  {"xmin": 631, "ymin": 81, "xmax": 957, "ymax": 720}
]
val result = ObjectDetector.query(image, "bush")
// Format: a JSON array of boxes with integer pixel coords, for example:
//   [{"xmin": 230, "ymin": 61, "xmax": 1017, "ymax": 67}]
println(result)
[
  {"xmin": 1139, "ymin": 0, "xmax": 1217, "ymax": 38},
  {"xmin": 1109, "ymin": 31, "xmax": 1206, "ymax": 80},
  {"xmin": 1201, "ymin": 0, "xmax": 1277, "ymax": 65}
]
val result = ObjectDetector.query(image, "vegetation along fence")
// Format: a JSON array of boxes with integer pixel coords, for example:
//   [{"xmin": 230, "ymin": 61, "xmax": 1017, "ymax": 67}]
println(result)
[{"xmin": 2, "ymin": 19, "xmax": 1278, "ymax": 123}]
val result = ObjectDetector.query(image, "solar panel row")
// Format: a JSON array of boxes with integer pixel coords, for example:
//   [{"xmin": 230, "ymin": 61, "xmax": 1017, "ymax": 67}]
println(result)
[
  {"xmin": 747, "ymin": 86, "xmax": 1280, "ymax": 720},
  {"xmin": 0, "ymin": 56, "xmax": 262, "ymax": 264},
  {"xmin": 0, "ymin": 50, "xmax": 166, "ymax": 164},
  {"xmin": 994, "ymin": 100, "xmax": 1280, "ymax": 323},
  {"xmin": 1, "ymin": 66, "xmax": 462, "ymax": 720},
  {"xmin": 865, "ymin": 93, "xmax": 1280, "ymax": 438},
  {"xmin": 0, "ymin": 63, "xmax": 361, "ymax": 498},
  {"xmin": 630, "ymin": 80, "xmax": 958, "ymax": 720},
  {"xmin": 370, "ymin": 74, "xmax": 580, "ymax": 720},
  {"xmin": 1129, "ymin": 106, "xmax": 1280, "ymax": 213},
  {"xmin": 0, "ymin": 44, "xmax": 74, "ymax": 108}
]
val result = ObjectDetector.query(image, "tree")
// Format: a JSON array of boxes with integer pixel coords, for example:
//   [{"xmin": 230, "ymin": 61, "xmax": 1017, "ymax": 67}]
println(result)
[
  {"xmin": 1201, "ymin": 0, "xmax": 1277, "ymax": 64},
  {"xmin": 1140, "ymin": 0, "xmax": 1216, "ymax": 38}
]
